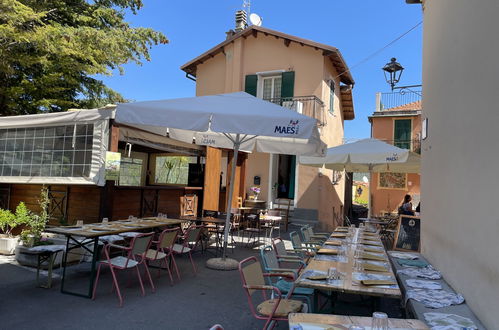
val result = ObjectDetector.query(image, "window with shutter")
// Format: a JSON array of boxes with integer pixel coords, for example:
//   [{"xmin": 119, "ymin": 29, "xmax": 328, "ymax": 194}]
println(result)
[
  {"xmin": 244, "ymin": 74, "xmax": 258, "ymax": 96},
  {"xmin": 394, "ymin": 119, "xmax": 412, "ymax": 149},
  {"xmin": 329, "ymin": 80, "xmax": 335, "ymax": 114}
]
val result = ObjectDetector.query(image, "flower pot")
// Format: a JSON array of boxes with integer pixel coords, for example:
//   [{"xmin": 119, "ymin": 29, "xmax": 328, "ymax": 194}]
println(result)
[{"xmin": 0, "ymin": 235, "xmax": 20, "ymax": 255}]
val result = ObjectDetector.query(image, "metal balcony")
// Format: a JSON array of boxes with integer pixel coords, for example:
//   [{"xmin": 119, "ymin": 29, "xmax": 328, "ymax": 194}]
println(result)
[
  {"xmin": 375, "ymin": 90, "xmax": 421, "ymax": 112},
  {"xmin": 265, "ymin": 96, "xmax": 326, "ymax": 126}
]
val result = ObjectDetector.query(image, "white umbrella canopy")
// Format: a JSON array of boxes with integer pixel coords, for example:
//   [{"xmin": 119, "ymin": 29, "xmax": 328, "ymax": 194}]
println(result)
[
  {"xmin": 115, "ymin": 91, "xmax": 325, "ymax": 262},
  {"xmin": 299, "ymin": 138, "xmax": 420, "ymax": 217},
  {"xmin": 116, "ymin": 92, "xmax": 325, "ymax": 156}
]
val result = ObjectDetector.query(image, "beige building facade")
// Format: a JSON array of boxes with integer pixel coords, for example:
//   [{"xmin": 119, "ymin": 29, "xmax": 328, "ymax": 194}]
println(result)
[
  {"xmin": 181, "ymin": 26, "xmax": 355, "ymax": 229},
  {"xmin": 369, "ymin": 99, "xmax": 421, "ymax": 215},
  {"xmin": 422, "ymin": 0, "xmax": 498, "ymax": 327}
]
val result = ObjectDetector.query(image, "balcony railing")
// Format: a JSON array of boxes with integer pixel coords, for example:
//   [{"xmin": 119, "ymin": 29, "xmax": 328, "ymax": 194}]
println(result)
[
  {"xmin": 266, "ymin": 96, "xmax": 326, "ymax": 126},
  {"xmin": 379, "ymin": 138, "xmax": 421, "ymax": 154},
  {"xmin": 375, "ymin": 90, "xmax": 421, "ymax": 112}
]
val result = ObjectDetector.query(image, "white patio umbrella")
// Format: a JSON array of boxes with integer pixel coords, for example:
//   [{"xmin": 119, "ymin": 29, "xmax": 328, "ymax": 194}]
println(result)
[
  {"xmin": 115, "ymin": 92, "xmax": 325, "ymax": 267},
  {"xmin": 300, "ymin": 138, "xmax": 420, "ymax": 217}
]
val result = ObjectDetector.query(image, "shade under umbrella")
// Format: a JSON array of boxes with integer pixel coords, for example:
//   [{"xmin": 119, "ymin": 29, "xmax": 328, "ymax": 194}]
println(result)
[
  {"xmin": 300, "ymin": 139, "xmax": 420, "ymax": 217},
  {"xmin": 116, "ymin": 92, "xmax": 325, "ymax": 262}
]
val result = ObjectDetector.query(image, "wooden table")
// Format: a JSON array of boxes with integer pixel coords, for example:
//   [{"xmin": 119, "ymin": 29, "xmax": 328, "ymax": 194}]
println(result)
[
  {"xmin": 45, "ymin": 217, "xmax": 185, "ymax": 298},
  {"xmin": 295, "ymin": 228, "xmax": 401, "ymax": 299},
  {"xmin": 288, "ymin": 313, "xmax": 429, "ymax": 329}
]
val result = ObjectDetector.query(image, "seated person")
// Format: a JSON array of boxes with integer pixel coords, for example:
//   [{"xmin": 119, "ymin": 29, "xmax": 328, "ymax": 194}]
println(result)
[{"xmin": 399, "ymin": 194, "xmax": 415, "ymax": 216}]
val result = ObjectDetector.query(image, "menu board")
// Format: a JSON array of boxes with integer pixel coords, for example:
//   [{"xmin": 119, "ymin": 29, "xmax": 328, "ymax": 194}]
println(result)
[{"xmin": 393, "ymin": 215, "xmax": 421, "ymax": 252}]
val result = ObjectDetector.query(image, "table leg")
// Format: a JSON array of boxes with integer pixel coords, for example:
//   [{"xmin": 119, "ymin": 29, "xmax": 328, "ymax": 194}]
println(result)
[
  {"xmin": 60, "ymin": 236, "xmax": 70, "ymax": 293},
  {"xmin": 88, "ymin": 237, "xmax": 99, "ymax": 298}
]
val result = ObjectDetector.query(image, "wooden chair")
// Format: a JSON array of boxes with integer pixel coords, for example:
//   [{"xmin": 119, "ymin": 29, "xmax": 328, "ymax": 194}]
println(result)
[
  {"xmin": 275, "ymin": 198, "xmax": 292, "ymax": 232},
  {"xmin": 238, "ymin": 256, "xmax": 306, "ymax": 329}
]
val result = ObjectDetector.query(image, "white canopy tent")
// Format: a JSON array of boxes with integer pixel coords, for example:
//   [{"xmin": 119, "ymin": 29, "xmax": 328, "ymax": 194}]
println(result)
[
  {"xmin": 115, "ymin": 91, "xmax": 326, "ymax": 263},
  {"xmin": 300, "ymin": 138, "xmax": 420, "ymax": 217}
]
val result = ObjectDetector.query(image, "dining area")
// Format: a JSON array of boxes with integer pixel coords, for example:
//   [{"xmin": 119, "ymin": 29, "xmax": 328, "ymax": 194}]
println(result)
[{"xmin": 237, "ymin": 223, "xmax": 430, "ymax": 329}]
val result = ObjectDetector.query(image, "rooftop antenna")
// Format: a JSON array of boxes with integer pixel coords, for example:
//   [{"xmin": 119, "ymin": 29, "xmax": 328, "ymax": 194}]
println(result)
[{"xmin": 243, "ymin": 0, "xmax": 251, "ymax": 18}]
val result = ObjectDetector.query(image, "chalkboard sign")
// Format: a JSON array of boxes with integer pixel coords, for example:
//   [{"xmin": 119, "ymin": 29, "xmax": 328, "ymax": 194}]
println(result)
[{"xmin": 393, "ymin": 215, "xmax": 421, "ymax": 252}]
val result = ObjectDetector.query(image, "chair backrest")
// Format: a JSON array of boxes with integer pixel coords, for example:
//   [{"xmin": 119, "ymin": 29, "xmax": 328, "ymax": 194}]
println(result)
[
  {"xmin": 306, "ymin": 226, "xmax": 316, "ymax": 238},
  {"xmin": 289, "ymin": 231, "xmax": 302, "ymax": 249},
  {"xmin": 131, "ymin": 232, "xmax": 154, "ymax": 256},
  {"xmin": 185, "ymin": 225, "xmax": 203, "ymax": 245},
  {"xmin": 260, "ymin": 245, "xmax": 279, "ymax": 272},
  {"xmin": 236, "ymin": 197, "xmax": 243, "ymax": 208},
  {"xmin": 267, "ymin": 209, "xmax": 281, "ymax": 216},
  {"xmin": 300, "ymin": 226, "xmax": 311, "ymax": 242},
  {"xmin": 272, "ymin": 238, "xmax": 287, "ymax": 257},
  {"xmin": 158, "ymin": 227, "xmax": 179, "ymax": 249},
  {"xmin": 239, "ymin": 256, "xmax": 265, "ymax": 296}
]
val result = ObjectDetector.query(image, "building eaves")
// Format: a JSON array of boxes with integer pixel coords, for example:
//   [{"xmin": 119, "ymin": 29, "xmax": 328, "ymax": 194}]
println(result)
[{"xmin": 180, "ymin": 25, "xmax": 355, "ymax": 86}]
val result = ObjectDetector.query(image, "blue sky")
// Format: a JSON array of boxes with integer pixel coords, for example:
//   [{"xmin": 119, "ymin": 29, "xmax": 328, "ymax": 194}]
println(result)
[{"xmin": 101, "ymin": 0, "xmax": 423, "ymax": 140}]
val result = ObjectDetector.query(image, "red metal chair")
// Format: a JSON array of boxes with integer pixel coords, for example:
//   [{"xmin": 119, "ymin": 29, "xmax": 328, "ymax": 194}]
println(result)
[
  {"xmin": 144, "ymin": 227, "xmax": 180, "ymax": 285},
  {"xmin": 238, "ymin": 256, "xmax": 306, "ymax": 330},
  {"xmin": 173, "ymin": 224, "xmax": 203, "ymax": 275},
  {"xmin": 92, "ymin": 232, "xmax": 155, "ymax": 307}
]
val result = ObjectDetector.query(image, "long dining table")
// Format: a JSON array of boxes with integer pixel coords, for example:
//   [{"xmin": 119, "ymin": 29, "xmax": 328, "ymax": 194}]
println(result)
[
  {"xmin": 295, "ymin": 226, "xmax": 401, "ymax": 300},
  {"xmin": 45, "ymin": 217, "xmax": 186, "ymax": 298},
  {"xmin": 288, "ymin": 313, "xmax": 429, "ymax": 329}
]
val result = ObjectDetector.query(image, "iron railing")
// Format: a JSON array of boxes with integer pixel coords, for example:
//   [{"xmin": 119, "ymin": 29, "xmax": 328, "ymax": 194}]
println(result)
[
  {"xmin": 379, "ymin": 138, "xmax": 421, "ymax": 154},
  {"xmin": 266, "ymin": 96, "xmax": 326, "ymax": 126},
  {"xmin": 375, "ymin": 90, "xmax": 421, "ymax": 111}
]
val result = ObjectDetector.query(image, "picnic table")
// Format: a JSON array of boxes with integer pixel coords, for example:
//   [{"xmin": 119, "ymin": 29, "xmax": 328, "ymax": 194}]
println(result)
[
  {"xmin": 295, "ymin": 227, "xmax": 401, "ymax": 299},
  {"xmin": 288, "ymin": 313, "xmax": 429, "ymax": 329},
  {"xmin": 45, "ymin": 217, "xmax": 185, "ymax": 298}
]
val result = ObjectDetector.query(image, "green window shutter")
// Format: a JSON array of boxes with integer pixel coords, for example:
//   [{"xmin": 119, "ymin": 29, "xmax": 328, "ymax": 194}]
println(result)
[
  {"xmin": 244, "ymin": 74, "xmax": 258, "ymax": 96},
  {"xmin": 394, "ymin": 119, "xmax": 412, "ymax": 149},
  {"xmin": 281, "ymin": 71, "xmax": 295, "ymax": 98}
]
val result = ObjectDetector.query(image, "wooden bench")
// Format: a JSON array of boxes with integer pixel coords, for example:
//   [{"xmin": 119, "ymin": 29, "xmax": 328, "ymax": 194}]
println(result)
[{"xmin": 388, "ymin": 252, "xmax": 485, "ymax": 329}]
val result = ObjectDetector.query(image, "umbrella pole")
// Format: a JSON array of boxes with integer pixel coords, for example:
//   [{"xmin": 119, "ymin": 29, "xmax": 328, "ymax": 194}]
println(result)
[
  {"xmin": 222, "ymin": 134, "xmax": 240, "ymax": 260},
  {"xmin": 368, "ymin": 164, "xmax": 373, "ymax": 218}
]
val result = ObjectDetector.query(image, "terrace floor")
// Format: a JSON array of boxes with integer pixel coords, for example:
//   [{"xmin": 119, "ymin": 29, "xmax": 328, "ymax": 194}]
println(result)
[{"xmin": 0, "ymin": 226, "xmax": 403, "ymax": 330}]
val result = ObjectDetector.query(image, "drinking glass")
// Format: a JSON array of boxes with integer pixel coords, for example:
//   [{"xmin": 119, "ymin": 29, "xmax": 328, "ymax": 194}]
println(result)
[
  {"xmin": 371, "ymin": 312, "xmax": 388, "ymax": 330},
  {"xmin": 76, "ymin": 220, "xmax": 83, "ymax": 226},
  {"xmin": 327, "ymin": 267, "xmax": 337, "ymax": 284},
  {"xmin": 348, "ymin": 326, "xmax": 365, "ymax": 330},
  {"xmin": 102, "ymin": 217, "xmax": 108, "ymax": 223}
]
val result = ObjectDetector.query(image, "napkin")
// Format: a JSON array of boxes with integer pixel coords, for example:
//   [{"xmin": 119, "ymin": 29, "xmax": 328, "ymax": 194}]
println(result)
[
  {"xmin": 317, "ymin": 249, "xmax": 339, "ymax": 255},
  {"xmin": 324, "ymin": 241, "xmax": 342, "ymax": 246},
  {"xmin": 363, "ymin": 263, "xmax": 388, "ymax": 272},
  {"xmin": 361, "ymin": 279, "xmax": 397, "ymax": 286},
  {"xmin": 360, "ymin": 253, "xmax": 386, "ymax": 261}
]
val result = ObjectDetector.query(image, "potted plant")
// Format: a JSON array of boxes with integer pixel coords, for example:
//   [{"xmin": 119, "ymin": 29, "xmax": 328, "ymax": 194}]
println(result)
[
  {"xmin": 250, "ymin": 186, "xmax": 261, "ymax": 200},
  {"xmin": 15, "ymin": 187, "xmax": 58, "ymax": 268},
  {"xmin": 0, "ymin": 204, "xmax": 26, "ymax": 254}
]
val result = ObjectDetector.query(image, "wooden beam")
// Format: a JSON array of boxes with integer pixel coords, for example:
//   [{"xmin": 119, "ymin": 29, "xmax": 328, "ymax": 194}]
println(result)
[
  {"xmin": 284, "ymin": 39, "xmax": 291, "ymax": 47},
  {"xmin": 203, "ymin": 147, "xmax": 222, "ymax": 211},
  {"xmin": 109, "ymin": 123, "xmax": 119, "ymax": 152},
  {"xmin": 252, "ymin": 29, "xmax": 258, "ymax": 38}
]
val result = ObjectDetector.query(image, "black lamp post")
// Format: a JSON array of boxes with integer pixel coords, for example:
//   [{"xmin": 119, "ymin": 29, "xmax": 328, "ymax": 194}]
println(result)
[{"xmin": 382, "ymin": 58, "xmax": 404, "ymax": 90}]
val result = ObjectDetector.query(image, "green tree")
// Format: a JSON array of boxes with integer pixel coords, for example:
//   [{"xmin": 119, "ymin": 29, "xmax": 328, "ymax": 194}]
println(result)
[{"xmin": 0, "ymin": 0, "xmax": 168, "ymax": 115}]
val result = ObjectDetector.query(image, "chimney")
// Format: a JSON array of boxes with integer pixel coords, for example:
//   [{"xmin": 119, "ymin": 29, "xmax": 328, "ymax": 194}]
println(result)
[{"xmin": 235, "ymin": 10, "xmax": 247, "ymax": 32}]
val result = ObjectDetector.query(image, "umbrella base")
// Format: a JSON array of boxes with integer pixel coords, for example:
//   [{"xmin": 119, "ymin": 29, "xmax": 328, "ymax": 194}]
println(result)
[{"xmin": 206, "ymin": 257, "xmax": 239, "ymax": 271}]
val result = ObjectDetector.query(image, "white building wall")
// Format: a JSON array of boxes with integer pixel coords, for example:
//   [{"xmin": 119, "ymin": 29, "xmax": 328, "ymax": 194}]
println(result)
[{"xmin": 422, "ymin": 1, "xmax": 499, "ymax": 327}]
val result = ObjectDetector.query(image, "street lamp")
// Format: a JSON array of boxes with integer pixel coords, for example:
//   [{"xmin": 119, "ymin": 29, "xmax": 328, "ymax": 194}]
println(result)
[{"xmin": 382, "ymin": 58, "xmax": 404, "ymax": 90}]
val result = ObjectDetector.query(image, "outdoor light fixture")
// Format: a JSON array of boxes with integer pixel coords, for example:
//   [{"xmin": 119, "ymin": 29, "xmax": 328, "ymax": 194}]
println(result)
[{"xmin": 382, "ymin": 58, "xmax": 404, "ymax": 90}]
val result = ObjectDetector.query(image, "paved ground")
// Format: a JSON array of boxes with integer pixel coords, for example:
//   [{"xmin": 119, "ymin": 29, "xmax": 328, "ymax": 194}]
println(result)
[{"xmin": 0, "ymin": 227, "xmax": 404, "ymax": 330}]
